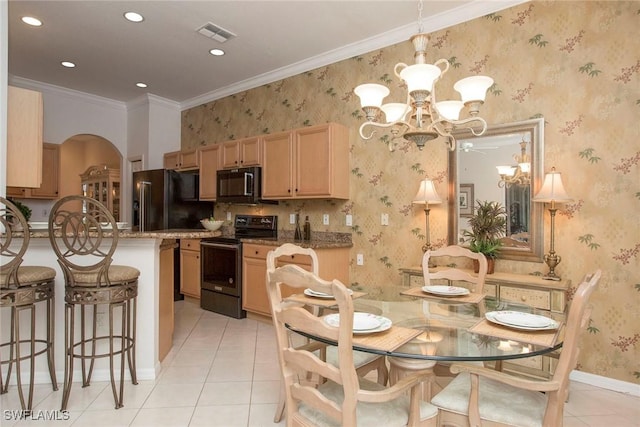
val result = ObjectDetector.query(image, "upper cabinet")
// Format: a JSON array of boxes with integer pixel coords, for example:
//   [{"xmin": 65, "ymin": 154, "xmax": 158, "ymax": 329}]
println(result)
[
  {"xmin": 7, "ymin": 143, "xmax": 60, "ymax": 199},
  {"xmin": 199, "ymin": 144, "xmax": 222, "ymax": 201},
  {"xmin": 164, "ymin": 148, "xmax": 199, "ymax": 171},
  {"xmin": 221, "ymin": 137, "xmax": 262, "ymax": 169},
  {"xmin": 262, "ymin": 123, "xmax": 349, "ymax": 200},
  {"xmin": 6, "ymin": 86, "xmax": 43, "ymax": 188}
]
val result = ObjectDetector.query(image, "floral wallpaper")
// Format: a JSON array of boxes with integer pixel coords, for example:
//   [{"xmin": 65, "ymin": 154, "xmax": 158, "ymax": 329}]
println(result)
[{"xmin": 182, "ymin": 1, "xmax": 639, "ymax": 385}]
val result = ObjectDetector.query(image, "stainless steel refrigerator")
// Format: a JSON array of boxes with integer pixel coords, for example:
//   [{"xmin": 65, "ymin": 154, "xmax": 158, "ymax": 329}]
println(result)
[{"xmin": 132, "ymin": 169, "xmax": 212, "ymax": 231}]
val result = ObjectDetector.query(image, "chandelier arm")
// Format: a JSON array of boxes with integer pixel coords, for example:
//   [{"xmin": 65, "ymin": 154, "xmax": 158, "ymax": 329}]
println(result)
[
  {"xmin": 448, "ymin": 116, "xmax": 488, "ymax": 136},
  {"xmin": 394, "ymin": 62, "xmax": 409, "ymax": 79},
  {"xmin": 434, "ymin": 58, "xmax": 450, "ymax": 76},
  {"xmin": 358, "ymin": 121, "xmax": 411, "ymax": 140},
  {"xmin": 428, "ymin": 119, "xmax": 456, "ymax": 151}
]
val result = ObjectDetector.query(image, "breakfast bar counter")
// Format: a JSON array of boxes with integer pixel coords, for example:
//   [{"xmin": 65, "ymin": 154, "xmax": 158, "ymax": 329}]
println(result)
[{"xmin": 2, "ymin": 229, "xmax": 220, "ymax": 387}]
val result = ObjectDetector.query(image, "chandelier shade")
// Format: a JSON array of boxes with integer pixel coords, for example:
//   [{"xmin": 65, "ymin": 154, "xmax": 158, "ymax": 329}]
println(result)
[
  {"xmin": 497, "ymin": 139, "xmax": 531, "ymax": 188},
  {"xmin": 354, "ymin": 32, "xmax": 493, "ymax": 152}
]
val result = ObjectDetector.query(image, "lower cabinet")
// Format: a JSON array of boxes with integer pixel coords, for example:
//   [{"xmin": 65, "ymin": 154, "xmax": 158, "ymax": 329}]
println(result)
[
  {"xmin": 242, "ymin": 243, "xmax": 350, "ymax": 317},
  {"xmin": 180, "ymin": 239, "xmax": 201, "ymax": 298}
]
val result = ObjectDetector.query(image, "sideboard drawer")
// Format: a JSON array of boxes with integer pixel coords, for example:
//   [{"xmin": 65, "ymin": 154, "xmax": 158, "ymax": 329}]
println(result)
[{"xmin": 499, "ymin": 286, "xmax": 551, "ymax": 310}]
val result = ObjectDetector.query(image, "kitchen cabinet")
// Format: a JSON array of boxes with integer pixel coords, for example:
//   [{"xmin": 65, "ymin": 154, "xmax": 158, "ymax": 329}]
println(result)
[
  {"xmin": 6, "ymin": 86, "xmax": 43, "ymax": 188},
  {"xmin": 164, "ymin": 149, "xmax": 199, "ymax": 171},
  {"xmin": 80, "ymin": 165, "xmax": 121, "ymax": 221},
  {"xmin": 7, "ymin": 143, "xmax": 60, "ymax": 199},
  {"xmin": 221, "ymin": 137, "xmax": 262, "ymax": 169},
  {"xmin": 159, "ymin": 240, "xmax": 177, "ymax": 362},
  {"xmin": 262, "ymin": 123, "xmax": 349, "ymax": 200},
  {"xmin": 198, "ymin": 144, "xmax": 222, "ymax": 200},
  {"xmin": 242, "ymin": 243, "xmax": 350, "ymax": 317},
  {"xmin": 180, "ymin": 239, "xmax": 201, "ymax": 298}
]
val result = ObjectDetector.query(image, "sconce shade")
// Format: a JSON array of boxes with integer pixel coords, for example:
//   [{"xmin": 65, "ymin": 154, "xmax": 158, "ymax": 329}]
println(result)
[
  {"xmin": 533, "ymin": 169, "xmax": 572, "ymax": 203},
  {"xmin": 354, "ymin": 83, "xmax": 390, "ymax": 108},
  {"xmin": 413, "ymin": 179, "xmax": 442, "ymax": 205},
  {"xmin": 453, "ymin": 76, "xmax": 494, "ymax": 103}
]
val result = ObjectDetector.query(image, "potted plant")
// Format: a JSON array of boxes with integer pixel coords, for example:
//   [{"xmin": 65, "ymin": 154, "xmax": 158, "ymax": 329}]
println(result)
[{"xmin": 462, "ymin": 200, "xmax": 507, "ymax": 274}]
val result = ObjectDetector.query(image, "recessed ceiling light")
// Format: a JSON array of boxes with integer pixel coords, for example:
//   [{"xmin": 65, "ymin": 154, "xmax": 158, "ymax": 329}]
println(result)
[
  {"xmin": 136, "ymin": 82, "xmax": 148, "ymax": 88},
  {"xmin": 21, "ymin": 16, "xmax": 42, "ymax": 27},
  {"xmin": 124, "ymin": 12, "xmax": 144, "ymax": 23},
  {"xmin": 209, "ymin": 48, "xmax": 225, "ymax": 56},
  {"xmin": 61, "ymin": 61, "xmax": 76, "ymax": 68}
]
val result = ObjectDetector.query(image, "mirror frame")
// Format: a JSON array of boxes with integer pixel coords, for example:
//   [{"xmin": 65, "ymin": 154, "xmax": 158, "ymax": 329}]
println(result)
[{"xmin": 448, "ymin": 118, "xmax": 545, "ymax": 262}]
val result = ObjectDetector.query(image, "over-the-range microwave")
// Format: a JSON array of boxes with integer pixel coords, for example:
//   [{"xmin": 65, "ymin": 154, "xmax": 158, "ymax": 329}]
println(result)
[{"xmin": 216, "ymin": 166, "xmax": 275, "ymax": 205}]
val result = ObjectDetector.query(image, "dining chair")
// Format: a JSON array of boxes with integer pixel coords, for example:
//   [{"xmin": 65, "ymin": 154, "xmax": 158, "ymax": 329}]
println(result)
[
  {"xmin": 267, "ymin": 262, "xmax": 439, "ymax": 426},
  {"xmin": 1, "ymin": 197, "xmax": 58, "ymax": 410},
  {"xmin": 267, "ymin": 243, "xmax": 388, "ymax": 423},
  {"xmin": 48, "ymin": 195, "xmax": 140, "ymax": 410},
  {"xmin": 431, "ymin": 269, "xmax": 601, "ymax": 427},
  {"xmin": 388, "ymin": 245, "xmax": 488, "ymax": 400}
]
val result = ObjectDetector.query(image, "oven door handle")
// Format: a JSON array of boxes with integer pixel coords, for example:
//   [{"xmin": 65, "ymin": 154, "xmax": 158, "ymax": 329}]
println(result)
[{"xmin": 201, "ymin": 242, "xmax": 241, "ymax": 250}]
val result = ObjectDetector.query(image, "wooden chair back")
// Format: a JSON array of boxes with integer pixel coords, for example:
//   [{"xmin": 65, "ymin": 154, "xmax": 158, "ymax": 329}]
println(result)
[
  {"xmin": 267, "ymin": 263, "xmax": 360, "ymax": 426},
  {"xmin": 423, "ymin": 245, "xmax": 487, "ymax": 294},
  {"xmin": 542, "ymin": 269, "xmax": 601, "ymax": 424},
  {"xmin": 48, "ymin": 195, "xmax": 119, "ymax": 286}
]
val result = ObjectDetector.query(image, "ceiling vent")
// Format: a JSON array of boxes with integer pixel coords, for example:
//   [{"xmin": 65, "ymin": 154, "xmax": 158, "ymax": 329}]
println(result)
[{"xmin": 196, "ymin": 22, "xmax": 236, "ymax": 43}]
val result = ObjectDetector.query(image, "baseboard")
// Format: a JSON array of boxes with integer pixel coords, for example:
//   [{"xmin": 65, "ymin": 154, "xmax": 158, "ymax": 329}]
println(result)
[
  {"xmin": 570, "ymin": 370, "xmax": 640, "ymax": 396},
  {"xmin": 11, "ymin": 368, "xmax": 159, "ymax": 386}
]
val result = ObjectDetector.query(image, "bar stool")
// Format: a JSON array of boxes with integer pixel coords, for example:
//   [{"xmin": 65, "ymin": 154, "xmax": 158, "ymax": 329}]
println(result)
[
  {"xmin": 48, "ymin": 195, "xmax": 139, "ymax": 410},
  {"xmin": 1, "ymin": 197, "xmax": 58, "ymax": 410}
]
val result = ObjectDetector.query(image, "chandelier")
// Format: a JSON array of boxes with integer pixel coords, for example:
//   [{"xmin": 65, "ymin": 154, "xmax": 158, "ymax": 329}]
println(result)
[
  {"xmin": 496, "ymin": 139, "xmax": 531, "ymax": 188},
  {"xmin": 353, "ymin": 2, "xmax": 493, "ymax": 152}
]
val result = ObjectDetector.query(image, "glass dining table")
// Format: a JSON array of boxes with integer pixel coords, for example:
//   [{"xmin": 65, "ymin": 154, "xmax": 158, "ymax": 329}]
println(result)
[{"xmin": 286, "ymin": 285, "xmax": 565, "ymax": 365}]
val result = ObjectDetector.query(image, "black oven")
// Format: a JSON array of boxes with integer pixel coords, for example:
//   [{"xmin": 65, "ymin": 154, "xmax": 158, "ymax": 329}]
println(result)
[
  {"xmin": 200, "ymin": 239, "xmax": 243, "ymax": 318},
  {"xmin": 200, "ymin": 214, "xmax": 278, "ymax": 319}
]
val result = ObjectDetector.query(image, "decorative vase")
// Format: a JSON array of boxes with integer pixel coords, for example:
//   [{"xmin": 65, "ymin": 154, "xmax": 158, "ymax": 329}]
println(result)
[{"xmin": 473, "ymin": 258, "xmax": 495, "ymax": 274}]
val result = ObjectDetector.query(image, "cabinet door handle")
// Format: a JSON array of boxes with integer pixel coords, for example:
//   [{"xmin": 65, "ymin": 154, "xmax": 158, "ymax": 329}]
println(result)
[{"xmin": 255, "ymin": 250, "xmax": 259, "ymax": 255}]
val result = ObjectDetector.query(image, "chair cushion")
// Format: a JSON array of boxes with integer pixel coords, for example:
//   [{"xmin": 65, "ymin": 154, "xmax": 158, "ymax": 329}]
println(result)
[
  {"xmin": 0, "ymin": 266, "xmax": 56, "ymax": 288},
  {"xmin": 326, "ymin": 347, "xmax": 381, "ymax": 369},
  {"xmin": 71, "ymin": 265, "xmax": 140, "ymax": 286},
  {"xmin": 431, "ymin": 372, "xmax": 548, "ymax": 427},
  {"xmin": 298, "ymin": 377, "xmax": 438, "ymax": 427}
]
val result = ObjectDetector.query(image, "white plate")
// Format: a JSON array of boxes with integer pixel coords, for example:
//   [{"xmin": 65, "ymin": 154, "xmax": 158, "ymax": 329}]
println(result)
[
  {"xmin": 324, "ymin": 312, "xmax": 391, "ymax": 334},
  {"xmin": 304, "ymin": 288, "xmax": 353, "ymax": 299},
  {"xmin": 422, "ymin": 285, "xmax": 470, "ymax": 296},
  {"xmin": 485, "ymin": 311, "xmax": 559, "ymax": 331}
]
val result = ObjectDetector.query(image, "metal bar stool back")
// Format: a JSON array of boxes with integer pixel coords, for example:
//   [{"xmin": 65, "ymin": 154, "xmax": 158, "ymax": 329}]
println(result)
[
  {"xmin": 1, "ymin": 197, "xmax": 58, "ymax": 410},
  {"xmin": 48, "ymin": 195, "xmax": 139, "ymax": 410}
]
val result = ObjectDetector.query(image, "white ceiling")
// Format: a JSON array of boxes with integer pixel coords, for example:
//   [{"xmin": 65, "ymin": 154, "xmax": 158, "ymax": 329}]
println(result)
[{"xmin": 8, "ymin": 1, "xmax": 523, "ymax": 108}]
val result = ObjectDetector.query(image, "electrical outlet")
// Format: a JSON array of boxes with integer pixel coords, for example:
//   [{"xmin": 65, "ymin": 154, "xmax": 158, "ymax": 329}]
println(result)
[
  {"xmin": 323, "ymin": 214, "xmax": 330, "ymax": 225},
  {"xmin": 226, "ymin": 211, "xmax": 232, "ymax": 221},
  {"xmin": 289, "ymin": 213, "xmax": 296, "ymax": 224},
  {"xmin": 345, "ymin": 214, "xmax": 353, "ymax": 226},
  {"xmin": 356, "ymin": 254, "xmax": 364, "ymax": 265},
  {"xmin": 381, "ymin": 213, "xmax": 389, "ymax": 226}
]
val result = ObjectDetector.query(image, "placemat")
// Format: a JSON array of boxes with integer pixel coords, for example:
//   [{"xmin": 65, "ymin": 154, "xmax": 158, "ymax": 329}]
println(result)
[
  {"xmin": 352, "ymin": 326, "xmax": 422, "ymax": 353},
  {"xmin": 468, "ymin": 318, "xmax": 564, "ymax": 348},
  {"xmin": 285, "ymin": 291, "xmax": 367, "ymax": 308},
  {"xmin": 401, "ymin": 287, "xmax": 485, "ymax": 304}
]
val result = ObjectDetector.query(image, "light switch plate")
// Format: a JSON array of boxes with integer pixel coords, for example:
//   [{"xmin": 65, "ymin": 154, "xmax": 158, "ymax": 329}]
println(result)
[
  {"xmin": 323, "ymin": 214, "xmax": 330, "ymax": 225},
  {"xmin": 356, "ymin": 254, "xmax": 364, "ymax": 265},
  {"xmin": 226, "ymin": 211, "xmax": 232, "ymax": 221},
  {"xmin": 381, "ymin": 213, "xmax": 389, "ymax": 226},
  {"xmin": 289, "ymin": 213, "xmax": 296, "ymax": 224},
  {"xmin": 346, "ymin": 214, "xmax": 353, "ymax": 226}
]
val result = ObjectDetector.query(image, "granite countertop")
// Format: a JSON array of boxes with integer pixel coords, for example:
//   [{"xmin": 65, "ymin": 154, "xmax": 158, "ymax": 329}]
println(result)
[
  {"xmin": 25, "ymin": 229, "xmax": 222, "ymax": 239},
  {"xmin": 241, "ymin": 237, "xmax": 352, "ymax": 249}
]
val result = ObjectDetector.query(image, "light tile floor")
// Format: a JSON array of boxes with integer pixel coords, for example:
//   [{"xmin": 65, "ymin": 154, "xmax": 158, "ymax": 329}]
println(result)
[{"xmin": 2, "ymin": 298, "xmax": 638, "ymax": 426}]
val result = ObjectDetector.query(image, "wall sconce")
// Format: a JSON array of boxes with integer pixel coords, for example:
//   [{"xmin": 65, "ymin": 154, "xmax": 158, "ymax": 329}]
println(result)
[
  {"xmin": 533, "ymin": 167, "xmax": 572, "ymax": 280},
  {"xmin": 413, "ymin": 178, "xmax": 442, "ymax": 252},
  {"xmin": 496, "ymin": 140, "xmax": 531, "ymax": 188}
]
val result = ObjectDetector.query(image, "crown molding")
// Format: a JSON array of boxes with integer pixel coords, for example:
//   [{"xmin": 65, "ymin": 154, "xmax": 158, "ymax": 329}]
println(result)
[
  {"xmin": 180, "ymin": 0, "xmax": 527, "ymax": 110},
  {"xmin": 127, "ymin": 93, "xmax": 181, "ymax": 111},
  {"xmin": 9, "ymin": 75, "xmax": 127, "ymax": 111}
]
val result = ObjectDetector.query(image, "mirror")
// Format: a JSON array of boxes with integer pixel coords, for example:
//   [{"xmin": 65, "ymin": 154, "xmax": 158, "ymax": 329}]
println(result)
[{"xmin": 448, "ymin": 118, "xmax": 545, "ymax": 262}]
